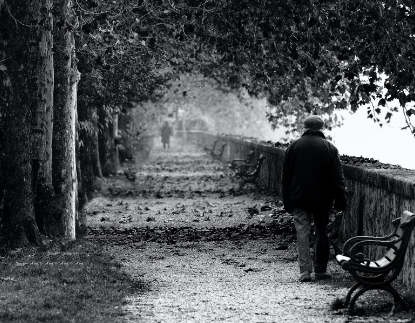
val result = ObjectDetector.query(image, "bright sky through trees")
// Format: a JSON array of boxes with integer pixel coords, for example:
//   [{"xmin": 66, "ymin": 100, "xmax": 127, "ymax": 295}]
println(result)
[{"xmin": 330, "ymin": 108, "xmax": 415, "ymax": 169}]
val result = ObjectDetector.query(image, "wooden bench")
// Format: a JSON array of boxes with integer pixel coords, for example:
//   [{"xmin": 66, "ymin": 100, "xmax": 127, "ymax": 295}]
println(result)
[
  {"xmin": 335, "ymin": 210, "xmax": 415, "ymax": 314},
  {"xmin": 234, "ymin": 154, "xmax": 265, "ymax": 190},
  {"xmin": 228, "ymin": 150, "xmax": 255, "ymax": 178},
  {"xmin": 210, "ymin": 143, "xmax": 227, "ymax": 162},
  {"xmin": 203, "ymin": 139, "xmax": 219, "ymax": 155}
]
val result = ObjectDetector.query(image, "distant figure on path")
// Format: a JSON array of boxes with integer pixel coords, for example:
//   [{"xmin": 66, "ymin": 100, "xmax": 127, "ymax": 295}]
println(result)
[
  {"xmin": 161, "ymin": 121, "xmax": 173, "ymax": 149},
  {"xmin": 282, "ymin": 115, "xmax": 347, "ymax": 282}
]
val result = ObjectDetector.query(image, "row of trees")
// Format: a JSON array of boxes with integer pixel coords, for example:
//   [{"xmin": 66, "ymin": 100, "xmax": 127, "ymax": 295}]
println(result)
[
  {"xmin": 1, "ymin": 0, "xmax": 414, "ymax": 247},
  {"xmin": 0, "ymin": 0, "xmax": 174, "ymax": 247}
]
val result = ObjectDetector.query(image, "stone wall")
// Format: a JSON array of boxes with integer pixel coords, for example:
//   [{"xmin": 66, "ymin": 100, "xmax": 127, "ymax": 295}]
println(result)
[{"xmin": 188, "ymin": 132, "xmax": 415, "ymax": 291}]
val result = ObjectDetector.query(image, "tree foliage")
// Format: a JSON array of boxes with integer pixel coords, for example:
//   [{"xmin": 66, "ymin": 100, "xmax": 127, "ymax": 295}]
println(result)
[
  {"xmin": 69, "ymin": 0, "xmax": 414, "ymax": 136},
  {"xmin": 74, "ymin": 0, "xmax": 180, "ymax": 109},
  {"xmin": 1, "ymin": 0, "xmax": 415, "ymax": 247}
]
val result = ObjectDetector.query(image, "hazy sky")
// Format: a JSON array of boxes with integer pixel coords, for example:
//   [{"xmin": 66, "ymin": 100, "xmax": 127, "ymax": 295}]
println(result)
[
  {"xmin": 330, "ymin": 108, "xmax": 415, "ymax": 170},
  {"xmin": 263, "ymin": 106, "xmax": 415, "ymax": 170}
]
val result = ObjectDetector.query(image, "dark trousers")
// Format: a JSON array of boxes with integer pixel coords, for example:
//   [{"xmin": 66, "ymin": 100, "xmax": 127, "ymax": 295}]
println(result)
[
  {"xmin": 293, "ymin": 205, "xmax": 330, "ymax": 273},
  {"xmin": 162, "ymin": 140, "xmax": 170, "ymax": 149}
]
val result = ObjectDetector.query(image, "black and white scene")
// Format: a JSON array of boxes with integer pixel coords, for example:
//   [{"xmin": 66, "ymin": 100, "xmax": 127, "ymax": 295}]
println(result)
[{"xmin": 1, "ymin": 1, "xmax": 415, "ymax": 322}]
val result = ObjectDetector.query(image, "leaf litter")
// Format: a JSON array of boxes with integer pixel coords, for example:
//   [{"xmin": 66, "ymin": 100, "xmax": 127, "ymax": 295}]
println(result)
[{"xmin": 85, "ymin": 138, "xmax": 415, "ymax": 323}]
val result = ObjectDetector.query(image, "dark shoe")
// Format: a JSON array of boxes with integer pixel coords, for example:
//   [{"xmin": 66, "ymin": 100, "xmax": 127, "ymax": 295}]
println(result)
[
  {"xmin": 299, "ymin": 271, "xmax": 311, "ymax": 282},
  {"xmin": 315, "ymin": 272, "xmax": 332, "ymax": 280}
]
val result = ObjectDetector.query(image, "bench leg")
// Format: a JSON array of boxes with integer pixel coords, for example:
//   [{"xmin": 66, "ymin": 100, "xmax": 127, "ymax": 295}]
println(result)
[
  {"xmin": 348, "ymin": 283, "xmax": 405, "ymax": 315},
  {"xmin": 344, "ymin": 282, "xmax": 361, "ymax": 308},
  {"xmin": 239, "ymin": 179, "xmax": 256, "ymax": 190},
  {"xmin": 211, "ymin": 155, "xmax": 221, "ymax": 162},
  {"xmin": 237, "ymin": 178, "xmax": 260, "ymax": 190}
]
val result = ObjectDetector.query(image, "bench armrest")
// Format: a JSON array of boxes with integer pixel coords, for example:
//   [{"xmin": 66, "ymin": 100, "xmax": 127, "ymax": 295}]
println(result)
[
  {"xmin": 233, "ymin": 163, "xmax": 256, "ymax": 172},
  {"xmin": 238, "ymin": 163, "xmax": 256, "ymax": 168},
  {"xmin": 340, "ymin": 239, "xmax": 399, "ymax": 267},
  {"xmin": 203, "ymin": 145, "xmax": 215, "ymax": 152},
  {"xmin": 203, "ymin": 140, "xmax": 219, "ymax": 151},
  {"xmin": 399, "ymin": 212, "xmax": 415, "ymax": 228},
  {"xmin": 342, "ymin": 233, "xmax": 396, "ymax": 251},
  {"xmin": 229, "ymin": 159, "xmax": 249, "ymax": 167},
  {"xmin": 341, "ymin": 220, "xmax": 400, "ymax": 255}
]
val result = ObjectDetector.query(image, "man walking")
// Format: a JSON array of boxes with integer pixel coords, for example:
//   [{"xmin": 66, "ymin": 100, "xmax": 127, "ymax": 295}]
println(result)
[
  {"xmin": 161, "ymin": 121, "xmax": 173, "ymax": 149},
  {"xmin": 282, "ymin": 115, "xmax": 347, "ymax": 282}
]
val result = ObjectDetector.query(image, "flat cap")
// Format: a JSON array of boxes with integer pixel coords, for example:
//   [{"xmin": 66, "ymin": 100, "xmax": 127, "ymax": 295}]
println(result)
[{"xmin": 303, "ymin": 115, "xmax": 324, "ymax": 131}]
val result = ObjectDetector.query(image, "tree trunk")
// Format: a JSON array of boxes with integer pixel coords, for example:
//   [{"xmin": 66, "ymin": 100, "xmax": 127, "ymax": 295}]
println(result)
[
  {"xmin": 51, "ymin": 0, "xmax": 78, "ymax": 239},
  {"xmin": 29, "ymin": 0, "xmax": 55, "ymax": 235},
  {"xmin": 78, "ymin": 108, "xmax": 94, "ymax": 205},
  {"xmin": 75, "ymin": 134, "xmax": 87, "ymax": 237},
  {"xmin": 77, "ymin": 97, "xmax": 96, "ymax": 207},
  {"xmin": 0, "ymin": 1, "xmax": 43, "ymax": 247},
  {"xmin": 90, "ymin": 107, "xmax": 104, "ymax": 178},
  {"xmin": 98, "ymin": 108, "xmax": 111, "ymax": 176},
  {"xmin": 79, "ymin": 138, "xmax": 94, "ymax": 199},
  {"xmin": 78, "ymin": 101, "xmax": 100, "ymax": 194},
  {"xmin": 111, "ymin": 112, "xmax": 121, "ymax": 172},
  {"xmin": 91, "ymin": 131, "xmax": 103, "ymax": 178},
  {"xmin": 102, "ymin": 111, "xmax": 121, "ymax": 174},
  {"xmin": 101, "ymin": 111, "xmax": 121, "ymax": 175}
]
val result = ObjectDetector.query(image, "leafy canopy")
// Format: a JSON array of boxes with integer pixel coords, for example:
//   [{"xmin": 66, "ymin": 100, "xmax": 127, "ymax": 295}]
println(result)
[{"xmin": 74, "ymin": 0, "xmax": 415, "ymax": 135}]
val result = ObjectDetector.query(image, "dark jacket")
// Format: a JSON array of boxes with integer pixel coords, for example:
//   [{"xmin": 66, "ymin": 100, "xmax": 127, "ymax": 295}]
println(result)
[{"xmin": 282, "ymin": 130, "xmax": 347, "ymax": 213}]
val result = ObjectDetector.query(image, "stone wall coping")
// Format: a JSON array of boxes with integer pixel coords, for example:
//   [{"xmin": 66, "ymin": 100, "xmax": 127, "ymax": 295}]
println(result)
[
  {"xmin": 217, "ymin": 135, "xmax": 285, "ymax": 155},
  {"xmin": 215, "ymin": 133, "xmax": 415, "ymax": 199},
  {"xmin": 342, "ymin": 165, "xmax": 415, "ymax": 198}
]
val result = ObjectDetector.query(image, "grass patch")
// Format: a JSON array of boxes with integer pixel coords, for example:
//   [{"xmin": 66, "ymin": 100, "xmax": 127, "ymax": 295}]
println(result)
[{"xmin": 0, "ymin": 239, "xmax": 149, "ymax": 323}]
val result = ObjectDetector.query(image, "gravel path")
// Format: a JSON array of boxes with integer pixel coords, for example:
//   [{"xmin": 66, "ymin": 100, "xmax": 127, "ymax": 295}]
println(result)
[
  {"xmin": 113, "ymin": 240, "xmax": 350, "ymax": 323},
  {"xmin": 86, "ymin": 139, "xmax": 415, "ymax": 323}
]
